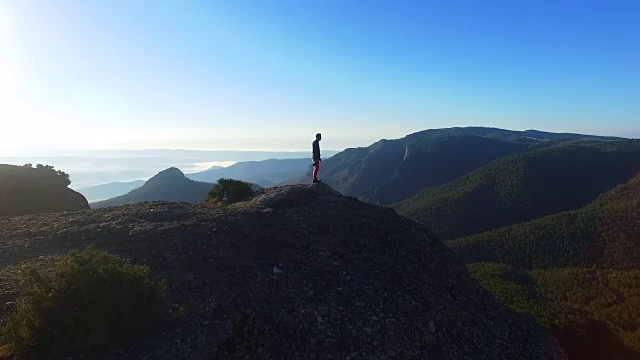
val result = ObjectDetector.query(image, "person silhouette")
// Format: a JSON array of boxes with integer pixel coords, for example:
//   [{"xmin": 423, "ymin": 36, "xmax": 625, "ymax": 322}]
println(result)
[{"xmin": 312, "ymin": 133, "xmax": 322, "ymax": 183}]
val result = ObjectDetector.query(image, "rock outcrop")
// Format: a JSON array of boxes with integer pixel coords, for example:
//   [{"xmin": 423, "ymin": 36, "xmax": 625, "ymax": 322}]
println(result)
[
  {"xmin": 0, "ymin": 184, "xmax": 566, "ymax": 359},
  {"xmin": 0, "ymin": 164, "xmax": 89, "ymax": 217}
]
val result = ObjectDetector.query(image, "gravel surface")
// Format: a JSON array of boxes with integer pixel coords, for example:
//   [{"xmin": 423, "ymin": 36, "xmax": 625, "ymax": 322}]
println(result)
[{"xmin": 0, "ymin": 184, "xmax": 567, "ymax": 359}]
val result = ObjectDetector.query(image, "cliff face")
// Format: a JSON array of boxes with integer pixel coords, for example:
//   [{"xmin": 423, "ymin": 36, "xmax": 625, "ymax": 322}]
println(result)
[
  {"xmin": 0, "ymin": 164, "xmax": 89, "ymax": 217},
  {"xmin": 0, "ymin": 184, "xmax": 566, "ymax": 359}
]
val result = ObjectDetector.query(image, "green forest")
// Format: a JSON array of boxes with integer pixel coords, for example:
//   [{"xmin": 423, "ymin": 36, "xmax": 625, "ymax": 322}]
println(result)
[
  {"xmin": 449, "ymin": 173, "xmax": 640, "ymax": 359},
  {"xmin": 395, "ymin": 139, "xmax": 640, "ymax": 240}
]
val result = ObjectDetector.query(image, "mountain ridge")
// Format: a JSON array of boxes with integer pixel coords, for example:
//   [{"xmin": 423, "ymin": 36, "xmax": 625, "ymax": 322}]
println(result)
[
  {"xmin": 92, "ymin": 168, "xmax": 213, "ymax": 208},
  {"xmin": 285, "ymin": 127, "xmax": 624, "ymax": 204},
  {"xmin": 394, "ymin": 139, "xmax": 640, "ymax": 239},
  {"xmin": 447, "ymin": 170, "xmax": 640, "ymax": 269},
  {"xmin": 187, "ymin": 158, "xmax": 312, "ymax": 187}
]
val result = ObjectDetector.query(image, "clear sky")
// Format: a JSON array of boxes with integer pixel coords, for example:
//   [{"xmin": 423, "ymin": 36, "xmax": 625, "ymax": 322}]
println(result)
[{"xmin": 1, "ymin": 0, "xmax": 638, "ymax": 153}]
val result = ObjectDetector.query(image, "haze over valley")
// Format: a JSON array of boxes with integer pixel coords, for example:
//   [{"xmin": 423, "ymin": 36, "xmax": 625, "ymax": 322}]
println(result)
[
  {"xmin": 0, "ymin": 150, "xmax": 339, "ymax": 190},
  {"xmin": 1, "ymin": 1, "xmax": 638, "ymax": 359}
]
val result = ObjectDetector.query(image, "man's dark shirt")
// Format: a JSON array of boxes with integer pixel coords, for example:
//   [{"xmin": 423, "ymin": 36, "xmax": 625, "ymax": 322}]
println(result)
[{"xmin": 312, "ymin": 140, "xmax": 321, "ymax": 161}]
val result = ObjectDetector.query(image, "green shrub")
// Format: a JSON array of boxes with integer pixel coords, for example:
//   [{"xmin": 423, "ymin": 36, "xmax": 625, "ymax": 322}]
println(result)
[
  {"xmin": 207, "ymin": 178, "xmax": 253, "ymax": 204},
  {"xmin": 22, "ymin": 163, "xmax": 71, "ymax": 187},
  {"xmin": 1, "ymin": 247, "xmax": 165, "ymax": 356}
]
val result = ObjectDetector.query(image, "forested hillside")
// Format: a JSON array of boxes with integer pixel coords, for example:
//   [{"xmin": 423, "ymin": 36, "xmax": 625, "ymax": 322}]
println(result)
[
  {"xmin": 447, "ymin": 172, "xmax": 640, "ymax": 359},
  {"xmin": 395, "ymin": 139, "xmax": 640, "ymax": 239}
]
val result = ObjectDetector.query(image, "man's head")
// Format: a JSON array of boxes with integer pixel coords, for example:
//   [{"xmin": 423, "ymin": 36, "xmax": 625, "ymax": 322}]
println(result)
[{"xmin": 316, "ymin": 133, "xmax": 322, "ymax": 141}]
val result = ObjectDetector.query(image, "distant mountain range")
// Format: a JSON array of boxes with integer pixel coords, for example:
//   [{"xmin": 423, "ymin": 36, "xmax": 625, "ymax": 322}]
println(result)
[
  {"xmin": 0, "ymin": 150, "xmax": 339, "ymax": 189},
  {"xmin": 92, "ymin": 168, "xmax": 215, "ymax": 208},
  {"xmin": 3, "ymin": 126, "xmax": 637, "ymax": 358},
  {"xmin": 54, "ymin": 149, "xmax": 340, "ymax": 160},
  {"xmin": 186, "ymin": 158, "xmax": 312, "ymax": 187},
  {"xmin": 282, "ymin": 127, "xmax": 638, "ymax": 358},
  {"xmin": 79, "ymin": 158, "xmax": 314, "ymax": 202},
  {"xmin": 87, "ymin": 127, "xmax": 622, "ymax": 210},
  {"xmin": 393, "ymin": 139, "xmax": 640, "ymax": 239},
  {"xmin": 0, "ymin": 164, "xmax": 89, "ymax": 217},
  {"xmin": 78, "ymin": 180, "xmax": 146, "ymax": 203},
  {"xmin": 287, "ymin": 127, "xmax": 623, "ymax": 204}
]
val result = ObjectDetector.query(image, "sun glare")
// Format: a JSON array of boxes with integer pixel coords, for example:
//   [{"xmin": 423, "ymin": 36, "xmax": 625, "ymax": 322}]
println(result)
[
  {"xmin": 0, "ymin": 4, "xmax": 73, "ymax": 152},
  {"xmin": 0, "ymin": 2, "xmax": 16, "ymax": 100},
  {"xmin": 0, "ymin": 3, "xmax": 28, "ymax": 149}
]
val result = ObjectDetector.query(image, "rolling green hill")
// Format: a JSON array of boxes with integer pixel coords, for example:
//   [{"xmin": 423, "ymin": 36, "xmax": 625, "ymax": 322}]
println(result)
[
  {"xmin": 446, "ymin": 172, "xmax": 640, "ymax": 359},
  {"xmin": 447, "ymin": 168, "xmax": 640, "ymax": 269},
  {"xmin": 394, "ymin": 139, "xmax": 640, "ymax": 240},
  {"xmin": 467, "ymin": 263, "xmax": 640, "ymax": 360}
]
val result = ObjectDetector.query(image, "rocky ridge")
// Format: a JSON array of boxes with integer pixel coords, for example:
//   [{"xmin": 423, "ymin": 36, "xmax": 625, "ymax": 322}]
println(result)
[{"xmin": 0, "ymin": 184, "xmax": 566, "ymax": 359}]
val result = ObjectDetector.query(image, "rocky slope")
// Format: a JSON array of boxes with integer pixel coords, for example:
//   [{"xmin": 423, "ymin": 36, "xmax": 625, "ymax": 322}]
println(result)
[
  {"xmin": 0, "ymin": 185, "xmax": 566, "ymax": 359},
  {"xmin": 0, "ymin": 164, "xmax": 89, "ymax": 217}
]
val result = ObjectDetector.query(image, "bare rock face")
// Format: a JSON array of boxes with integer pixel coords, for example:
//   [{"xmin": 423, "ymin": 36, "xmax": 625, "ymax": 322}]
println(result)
[{"xmin": 0, "ymin": 184, "xmax": 566, "ymax": 359}]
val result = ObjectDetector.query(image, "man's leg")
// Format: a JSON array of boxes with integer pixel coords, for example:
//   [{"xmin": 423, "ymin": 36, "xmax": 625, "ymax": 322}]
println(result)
[{"xmin": 313, "ymin": 160, "xmax": 320, "ymax": 182}]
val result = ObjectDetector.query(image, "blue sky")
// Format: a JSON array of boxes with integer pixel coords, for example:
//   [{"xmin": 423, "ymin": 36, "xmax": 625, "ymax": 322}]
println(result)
[{"xmin": 1, "ymin": 0, "xmax": 638, "ymax": 152}]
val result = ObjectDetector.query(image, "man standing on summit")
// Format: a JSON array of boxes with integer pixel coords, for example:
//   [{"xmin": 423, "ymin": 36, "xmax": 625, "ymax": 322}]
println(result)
[{"xmin": 312, "ymin": 133, "xmax": 322, "ymax": 183}]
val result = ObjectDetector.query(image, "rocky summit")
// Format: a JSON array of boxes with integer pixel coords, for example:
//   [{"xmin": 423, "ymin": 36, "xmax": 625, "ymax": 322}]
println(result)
[{"xmin": 0, "ymin": 184, "xmax": 566, "ymax": 359}]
